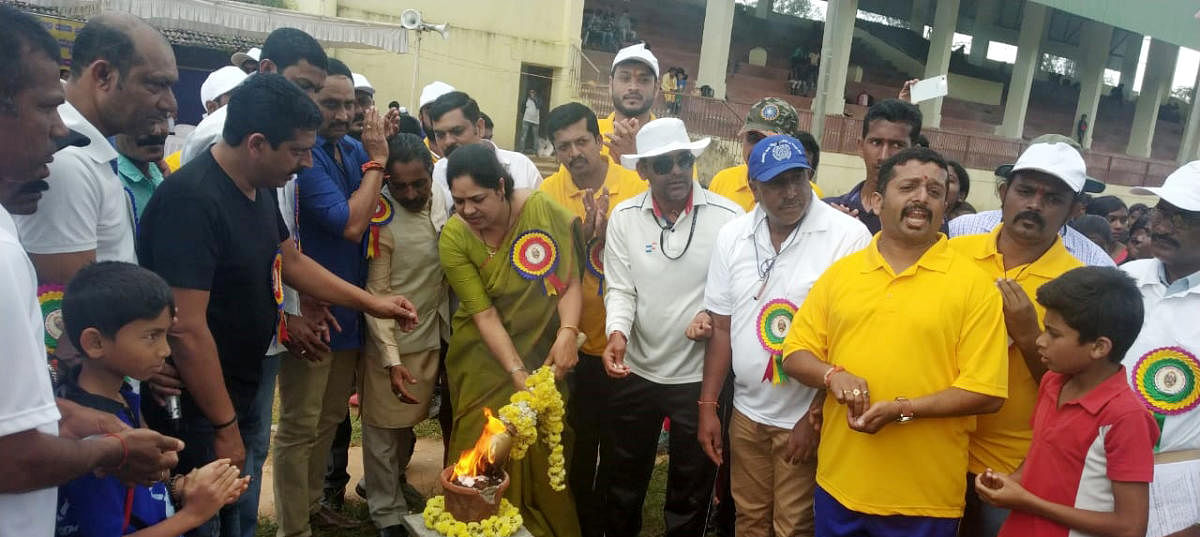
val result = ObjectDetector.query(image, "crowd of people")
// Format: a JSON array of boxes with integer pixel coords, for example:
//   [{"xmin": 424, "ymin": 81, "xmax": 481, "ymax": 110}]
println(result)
[
  {"xmin": 1, "ymin": 6, "xmax": 1199, "ymax": 537},
  {"xmin": 582, "ymin": 8, "xmax": 638, "ymax": 53}
]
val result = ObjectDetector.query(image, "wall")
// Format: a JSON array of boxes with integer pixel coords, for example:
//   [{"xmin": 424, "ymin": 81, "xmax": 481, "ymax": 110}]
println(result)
[
  {"xmin": 292, "ymin": 0, "xmax": 584, "ymax": 150},
  {"xmin": 947, "ymin": 73, "xmax": 1003, "ymax": 106}
]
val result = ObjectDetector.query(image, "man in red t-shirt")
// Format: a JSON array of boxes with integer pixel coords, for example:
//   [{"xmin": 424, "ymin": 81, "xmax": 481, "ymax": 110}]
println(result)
[{"xmin": 975, "ymin": 266, "xmax": 1158, "ymax": 537}]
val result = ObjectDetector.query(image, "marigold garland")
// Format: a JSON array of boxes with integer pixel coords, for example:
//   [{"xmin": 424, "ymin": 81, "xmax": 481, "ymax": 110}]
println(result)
[
  {"xmin": 498, "ymin": 366, "xmax": 567, "ymax": 491},
  {"xmin": 422, "ymin": 495, "xmax": 523, "ymax": 537}
]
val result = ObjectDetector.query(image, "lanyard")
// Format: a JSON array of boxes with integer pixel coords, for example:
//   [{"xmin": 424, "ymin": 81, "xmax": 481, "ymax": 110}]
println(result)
[
  {"xmin": 656, "ymin": 205, "xmax": 699, "ymax": 261},
  {"xmin": 110, "ymin": 160, "xmax": 140, "ymax": 237},
  {"xmin": 751, "ymin": 216, "xmax": 803, "ymax": 300}
]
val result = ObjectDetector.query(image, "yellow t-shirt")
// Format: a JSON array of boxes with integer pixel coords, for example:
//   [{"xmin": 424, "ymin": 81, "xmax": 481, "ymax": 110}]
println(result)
[
  {"xmin": 539, "ymin": 161, "xmax": 647, "ymax": 355},
  {"xmin": 949, "ymin": 225, "xmax": 1082, "ymax": 474},
  {"xmin": 782, "ymin": 235, "xmax": 1008, "ymax": 517},
  {"xmin": 163, "ymin": 150, "xmax": 182, "ymax": 173},
  {"xmin": 708, "ymin": 163, "xmax": 824, "ymax": 212}
]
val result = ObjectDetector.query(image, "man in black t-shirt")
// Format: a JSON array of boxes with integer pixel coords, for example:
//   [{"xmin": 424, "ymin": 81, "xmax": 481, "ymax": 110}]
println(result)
[{"xmin": 138, "ymin": 74, "xmax": 417, "ymax": 536}]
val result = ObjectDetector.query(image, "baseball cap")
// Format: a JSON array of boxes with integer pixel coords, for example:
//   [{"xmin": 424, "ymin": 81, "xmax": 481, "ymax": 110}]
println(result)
[
  {"xmin": 740, "ymin": 98, "xmax": 799, "ymax": 137},
  {"xmin": 1131, "ymin": 160, "xmax": 1200, "ymax": 211},
  {"xmin": 1005, "ymin": 142, "xmax": 1088, "ymax": 193},
  {"xmin": 611, "ymin": 43, "xmax": 660, "ymax": 79},
  {"xmin": 419, "ymin": 81, "xmax": 455, "ymax": 109},
  {"xmin": 200, "ymin": 66, "xmax": 248, "ymax": 107},
  {"xmin": 995, "ymin": 134, "xmax": 1105, "ymax": 193},
  {"xmin": 230, "ymin": 47, "xmax": 261, "ymax": 67},
  {"xmin": 352, "ymin": 73, "xmax": 375, "ymax": 96},
  {"xmin": 747, "ymin": 135, "xmax": 811, "ymax": 182}
]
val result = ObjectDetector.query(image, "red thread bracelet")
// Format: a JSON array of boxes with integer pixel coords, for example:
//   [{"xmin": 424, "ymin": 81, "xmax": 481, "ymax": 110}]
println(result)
[
  {"xmin": 823, "ymin": 365, "xmax": 845, "ymax": 388},
  {"xmin": 104, "ymin": 432, "xmax": 128, "ymax": 469}
]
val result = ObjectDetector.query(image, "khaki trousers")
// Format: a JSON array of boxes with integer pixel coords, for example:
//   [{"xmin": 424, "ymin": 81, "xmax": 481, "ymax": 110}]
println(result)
[
  {"xmin": 272, "ymin": 348, "xmax": 359, "ymax": 537},
  {"xmin": 729, "ymin": 408, "xmax": 817, "ymax": 537},
  {"xmin": 361, "ymin": 424, "xmax": 416, "ymax": 528}
]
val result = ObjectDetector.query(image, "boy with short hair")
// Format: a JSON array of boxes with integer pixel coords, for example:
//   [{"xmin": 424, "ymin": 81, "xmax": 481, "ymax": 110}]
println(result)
[
  {"xmin": 975, "ymin": 266, "xmax": 1158, "ymax": 537},
  {"xmin": 56, "ymin": 261, "xmax": 249, "ymax": 536}
]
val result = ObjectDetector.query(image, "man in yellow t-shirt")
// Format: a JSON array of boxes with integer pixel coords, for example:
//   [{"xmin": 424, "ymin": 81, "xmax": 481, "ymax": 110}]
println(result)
[
  {"xmin": 709, "ymin": 98, "xmax": 823, "ymax": 210},
  {"xmin": 595, "ymin": 43, "xmax": 659, "ymax": 167},
  {"xmin": 539, "ymin": 102, "xmax": 646, "ymax": 535},
  {"xmin": 781, "ymin": 147, "xmax": 1008, "ymax": 536},
  {"xmin": 949, "ymin": 141, "xmax": 1088, "ymax": 537}
]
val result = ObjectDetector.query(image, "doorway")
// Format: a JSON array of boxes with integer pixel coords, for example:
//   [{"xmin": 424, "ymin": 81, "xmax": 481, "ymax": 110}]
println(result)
[{"xmin": 516, "ymin": 64, "xmax": 554, "ymax": 154}]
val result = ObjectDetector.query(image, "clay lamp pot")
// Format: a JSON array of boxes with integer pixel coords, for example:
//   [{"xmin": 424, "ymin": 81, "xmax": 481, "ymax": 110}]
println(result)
[{"xmin": 441, "ymin": 412, "xmax": 516, "ymax": 522}]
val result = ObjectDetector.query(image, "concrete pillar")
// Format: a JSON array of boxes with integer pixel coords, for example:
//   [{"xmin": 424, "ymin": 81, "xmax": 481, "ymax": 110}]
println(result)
[
  {"xmin": 919, "ymin": 0, "xmax": 961, "ymax": 128},
  {"xmin": 909, "ymin": 0, "xmax": 929, "ymax": 34},
  {"xmin": 1072, "ymin": 21, "xmax": 1112, "ymax": 149},
  {"xmin": 1126, "ymin": 38, "xmax": 1179, "ymax": 158},
  {"xmin": 697, "ymin": 0, "xmax": 735, "ymax": 99},
  {"xmin": 1119, "ymin": 33, "xmax": 1143, "ymax": 99},
  {"xmin": 968, "ymin": 0, "xmax": 996, "ymax": 66},
  {"xmin": 755, "ymin": 0, "xmax": 772, "ymax": 19},
  {"xmin": 810, "ymin": 0, "xmax": 858, "ymax": 141},
  {"xmin": 995, "ymin": 3, "xmax": 1048, "ymax": 139},
  {"xmin": 1177, "ymin": 70, "xmax": 1200, "ymax": 163}
]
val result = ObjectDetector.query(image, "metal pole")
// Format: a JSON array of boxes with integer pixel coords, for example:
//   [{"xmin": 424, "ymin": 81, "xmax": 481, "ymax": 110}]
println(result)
[{"xmin": 410, "ymin": 32, "xmax": 423, "ymax": 111}]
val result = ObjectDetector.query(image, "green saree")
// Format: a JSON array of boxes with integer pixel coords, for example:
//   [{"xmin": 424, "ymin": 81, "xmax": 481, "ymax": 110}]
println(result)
[{"xmin": 438, "ymin": 191, "xmax": 583, "ymax": 537}]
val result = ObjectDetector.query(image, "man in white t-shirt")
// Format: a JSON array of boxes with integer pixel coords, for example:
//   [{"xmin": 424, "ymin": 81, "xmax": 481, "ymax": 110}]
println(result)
[
  {"xmin": 600, "ymin": 118, "xmax": 744, "ymax": 537},
  {"xmin": 1120, "ymin": 161, "xmax": 1200, "ymax": 536},
  {"xmin": 519, "ymin": 89, "xmax": 541, "ymax": 153},
  {"xmin": 0, "ymin": 8, "xmax": 181, "ymax": 536},
  {"xmin": 698, "ymin": 135, "xmax": 870, "ymax": 537},
  {"xmin": 427, "ymin": 90, "xmax": 543, "ymax": 208},
  {"xmin": 14, "ymin": 13, "xmax": 177, "ymax": 284}
]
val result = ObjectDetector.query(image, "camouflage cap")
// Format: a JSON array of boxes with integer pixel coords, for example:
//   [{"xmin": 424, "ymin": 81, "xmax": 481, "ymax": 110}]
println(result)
[{"xmin": 741, "ymin": 97, "xmax": 799, "ymax": 137}]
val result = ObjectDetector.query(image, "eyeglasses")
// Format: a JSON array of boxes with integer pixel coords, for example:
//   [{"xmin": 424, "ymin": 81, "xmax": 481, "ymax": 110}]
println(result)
[
  {"xmin": 1150, "ymin": 206, "xmax": 1200, "ymax": 230},
  {"xmin": 649, "ymin": 152, "xmax": 696, "ymax": 175}
]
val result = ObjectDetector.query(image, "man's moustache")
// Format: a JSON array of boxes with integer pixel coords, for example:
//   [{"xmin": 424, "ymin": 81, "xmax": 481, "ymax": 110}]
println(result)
[
  {"xmin": 136, "ymin": 135, "xmax": 168, "ymax": 147},
  {"xmin": 18, "ymin": 179, "xmax": 50, "ymax": 194},
  {"xmin": 1013, "ymin": 210, "xmax": 1045, "ymax": 228},
  {"xmin": 1151, "ymin": 233, "xmax": 1180, "ymax": 248}
]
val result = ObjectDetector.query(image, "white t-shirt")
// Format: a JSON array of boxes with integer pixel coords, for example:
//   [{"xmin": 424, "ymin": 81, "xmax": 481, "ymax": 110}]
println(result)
[
  {"xmin": 14, "ymin": 102, "xmax": 135, "ymax": 263},
  {"xmin": 604, "ymin": 185, "xmax": 744, "ymax": 384},
  {"xmin": 267, "ymin": 180, "xmax": 302, "ymax": 356},
  {"xmin": 433, "ymin": 140, "xmax": 543, "ymax": 209},
  {"xmin": 0, "ymin": 207, "xmax": 61, "ymax": 537},
  {"xmin": 705, "ymin": 200, "xmax": 871, "ymax": 427},
  {"xmin": 180, "ymin": 105, "xmax": 226, "ymax": 166},
  {"xmin": 1120, "ymin": 258, "xmax": 1200, "ymax": 453},
  {"xmin": 522, "ymin": 97, "xmax": 540, "ymax": 124}
]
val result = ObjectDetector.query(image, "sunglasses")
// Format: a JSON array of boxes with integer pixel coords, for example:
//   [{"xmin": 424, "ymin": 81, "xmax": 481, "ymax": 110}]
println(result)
[{"xmin": 649, "ymin": 152, "xmax": 696, "ymax": 175}]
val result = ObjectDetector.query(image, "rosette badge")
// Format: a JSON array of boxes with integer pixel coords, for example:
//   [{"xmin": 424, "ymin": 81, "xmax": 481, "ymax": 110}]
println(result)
[
  {"xmin": 756, "ymin": 299, "xmax": 797, "ymax": 385},
  {"xmin": 510, "ymin": 229, "xmax": 565, "ymax": 296},
  {"xmin": 366, "ymin": 195, "xmax": 394, "ymax": 259},
  {"xmin": 1132, "ymin": 346, "xmax": 1200, "ymax": 417},
  {"xmin": 585, "ymin": 237, "xmax": 605, "ymax": 295}
]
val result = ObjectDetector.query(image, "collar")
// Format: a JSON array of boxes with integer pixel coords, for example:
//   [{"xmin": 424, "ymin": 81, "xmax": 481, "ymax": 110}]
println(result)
[
  {"xmin": 972, "ymin": 225, "xmax": 1077, "ymax": 279},
  {"xmin": 1049, "ymin": 367, "xmax": 1133, "ymax": 415},
  {"xmin": 565, "ymin": 161, "xmax": 629, "ymax": 199},
  {"xmin": 55, "ymin": 367, "xmax": 137, "ymax": 422},
  {"xmin": 1157, "ymin": 262, "xmax": 1200, "ymax": 295},
  {"xmin": 57, "ymin": 101, "xmax": 119, "ymax": 164},
  {"xmin": 860, "ymin": 233, "xmax": 953, "ymax": 275},
  {"xmin": 116, "ymin": 154, "xmax": 163, "ymax": 185}
]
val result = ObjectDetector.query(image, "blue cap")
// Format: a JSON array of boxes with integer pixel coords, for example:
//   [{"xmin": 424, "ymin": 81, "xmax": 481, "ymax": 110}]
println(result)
[{"xmin": 748, "ymin": 134, "xmax": 810, "ymax": 182}]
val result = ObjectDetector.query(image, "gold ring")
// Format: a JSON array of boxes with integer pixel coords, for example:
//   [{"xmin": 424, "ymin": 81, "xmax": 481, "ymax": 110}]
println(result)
[
  {"xmin": 852, "ymin": 388, "xmax": 861, "ymax": 397},
  {"xmin": 842, "ymin": 389, "xmax": 850, "ymax": 397}
]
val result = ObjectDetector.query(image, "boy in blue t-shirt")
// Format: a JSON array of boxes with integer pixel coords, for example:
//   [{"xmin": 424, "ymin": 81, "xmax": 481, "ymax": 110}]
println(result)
[{"xmin": 56, "ymin": 262, "xmax": 250, "ymax": 536}]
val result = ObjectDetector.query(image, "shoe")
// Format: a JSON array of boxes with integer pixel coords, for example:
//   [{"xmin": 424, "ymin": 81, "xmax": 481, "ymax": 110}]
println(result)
[
  {"xmin": 355, "ymin": 480, "xmax": 368, "ymax": 501},
  {"xmin": 322, "ymin": 489, "xmax": 345, "ymax": 512},
  {"xmin": 379, "ymin": 525, "xmax": 410, "ymax": 537},
  {"xmin": 310, "ymin": 504, "xmax": 362, "ymax": 530},
  {"xmin": 400, "ymin": 480, "xmax": 426, "ymax": 512}
]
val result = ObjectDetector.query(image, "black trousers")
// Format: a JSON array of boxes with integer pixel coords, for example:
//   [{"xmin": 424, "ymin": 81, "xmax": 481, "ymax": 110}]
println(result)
[
  {"xmin": 323, "ymin": 410, "xmax": 353, "ymax": 498},
  {"xmin": 569, "ymin": 353, "xmax": 611, "ymax": 537},
  {"xmin": 599, "ymin": 373, "xmax": 716, "ymax": 537}
]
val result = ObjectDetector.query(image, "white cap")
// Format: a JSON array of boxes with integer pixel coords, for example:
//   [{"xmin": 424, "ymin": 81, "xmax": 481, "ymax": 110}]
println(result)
[
  {"xmin": 611, "ymin": 43, "xmax": 660, "ymax": 78},
  {"xmin": 1010, "ymin": 142, "xmax": 1088, "ymax": 193},
  {"xmin": 1132, "ymin": 160, "xmax": 1200, "ymax": 211},
  {"xmin": 200, "ymin": 66, "xmax": 248, "ymax": 107},
  {"xmin": 230, "ymin": 47, "xmax": 261, "ymax": 67},
  {"xmin": 352, "ymin": 73, "xmax": 374, "ymax": 96},
  {"xmin": 620, "ymin": 117, "xmax": 709, "ymax": 170},
  {"xmin": 419, "ymin": 81, "xmax": 456, "ymax": 109}
]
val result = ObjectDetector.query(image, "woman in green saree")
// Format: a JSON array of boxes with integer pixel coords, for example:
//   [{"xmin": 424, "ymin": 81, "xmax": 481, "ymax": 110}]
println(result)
[{"xmin": 438, "ymin": 143, "xmax": 583, "ymax": 537}]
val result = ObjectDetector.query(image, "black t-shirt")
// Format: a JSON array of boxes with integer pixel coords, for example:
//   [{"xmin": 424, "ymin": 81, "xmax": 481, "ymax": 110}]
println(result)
[{"xmin": 138, "ymin": 150, "xmax": 288, "ymax": 411}]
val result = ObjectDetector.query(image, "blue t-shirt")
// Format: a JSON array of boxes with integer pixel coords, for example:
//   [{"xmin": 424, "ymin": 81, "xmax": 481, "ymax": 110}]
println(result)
[
  {"xmin": 56, "ymin": 377, "xmax": 173, "ymax": 536},
  {"xmin": 296, "ymin": 134, "xmax": 370, "ymax": 351}
]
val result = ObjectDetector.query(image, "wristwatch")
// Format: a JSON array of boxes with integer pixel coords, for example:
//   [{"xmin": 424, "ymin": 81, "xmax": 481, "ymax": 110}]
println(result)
[{"xmin": 895, "ymin": 396, "xmax": 915, "ymax": 423}]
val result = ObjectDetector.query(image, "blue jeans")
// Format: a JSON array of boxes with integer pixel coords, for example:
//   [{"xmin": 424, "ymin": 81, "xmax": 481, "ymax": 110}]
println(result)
[
  {"xmin": 814, "ymin": 486, "xmax": 959, "ymax": 537},
  {"xmin": 237, "ymin": 353, "xmax": 281, "ymax": 537}
]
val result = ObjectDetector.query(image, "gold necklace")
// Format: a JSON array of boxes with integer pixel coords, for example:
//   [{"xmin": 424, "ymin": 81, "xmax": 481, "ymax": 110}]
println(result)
[{"xmin": 482, "ymin": 201, "xmax": 514, "ymax": 258}]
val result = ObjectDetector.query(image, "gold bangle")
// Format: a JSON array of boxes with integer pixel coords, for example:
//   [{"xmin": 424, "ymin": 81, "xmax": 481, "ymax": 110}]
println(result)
[
  {"xmin": 557, "ymin": 325, "xmax": 580, "ymax": 336},
  {"xmin": 509, "ymin": 365, "xmax": 529, "ymax": 375}
]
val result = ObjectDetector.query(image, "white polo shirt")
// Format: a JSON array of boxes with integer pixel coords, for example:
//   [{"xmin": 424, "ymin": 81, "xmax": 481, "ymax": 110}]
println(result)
[
  {"xmin": 0, "ymin": 207, "xmax": 61, "ymax": 537},
  {"xmin": 705, "ymin": 199, "xmax": 871, "ymax": 428},
  {"xmin": 1120, "ymin": 258, "xmax": 1200, "ymax": 453},
  {"xmin": 14, "ymin": 102, "xmax": 135, "ymax": 262},
  {"xmin": 433, "ymin": 140, "xmax": 543, "ymax": 208},
  {"xmin": 605, "ymin": 184, "xmax": 743, "ymax": 384}
]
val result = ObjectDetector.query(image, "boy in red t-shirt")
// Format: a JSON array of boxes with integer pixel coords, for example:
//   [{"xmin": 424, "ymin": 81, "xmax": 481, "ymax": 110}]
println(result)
[{"xmin": 975, "ymin": 266, "xmax": 1159, "ymax": 537}]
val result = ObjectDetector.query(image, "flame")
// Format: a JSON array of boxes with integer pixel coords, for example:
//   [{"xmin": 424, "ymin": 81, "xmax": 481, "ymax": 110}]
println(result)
[{"xmin": 452, "ymin": 408, "xmax": 508, "ymax": 478}]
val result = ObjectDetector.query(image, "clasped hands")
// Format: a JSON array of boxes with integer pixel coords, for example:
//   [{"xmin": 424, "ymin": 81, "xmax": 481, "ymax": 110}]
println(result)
[{"xmin": 826, "ymin": 368, "xmax": 901, "ymax": 434}]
